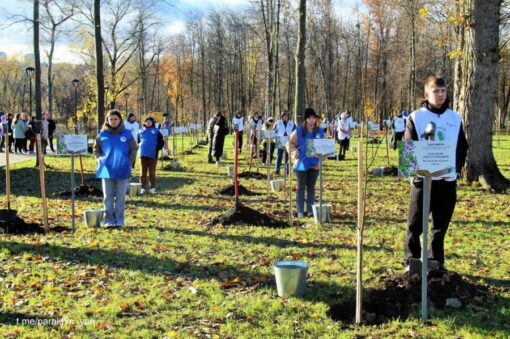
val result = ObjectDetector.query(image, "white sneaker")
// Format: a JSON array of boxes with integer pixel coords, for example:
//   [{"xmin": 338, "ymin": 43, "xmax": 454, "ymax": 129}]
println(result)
[
  {"xmin": 140, "ymin": 188, "xmax": 146, "ymax": 195},
  {"xmin": 149, "ymin": 188, "xmax": 157, "ymax": 194}
]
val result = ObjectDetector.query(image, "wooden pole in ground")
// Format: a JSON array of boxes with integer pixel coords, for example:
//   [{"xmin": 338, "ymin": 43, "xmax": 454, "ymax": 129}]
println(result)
[
  {"xmin": 355, "ymin": 129, "xmax": 365, "ymax": 324},
  {"xmin": 234, "ymin": 129, "xmax": 239, "ymax": 205},
  {"xmin": 36, "ymin": 134, "xmax": 49, "ymax": 233},
  {"xmin": 4, "ymin": 131, "xmax": 11, "ymax": 210},
  {"xmin": 266, "ymin": 130, "xmax": 271, "ymax": 195},
  {"xmin": 288, "ymin": 149, "xmax": 293, "ymax": 227}
]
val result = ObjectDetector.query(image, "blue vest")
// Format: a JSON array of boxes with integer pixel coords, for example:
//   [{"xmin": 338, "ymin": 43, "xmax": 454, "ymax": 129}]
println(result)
[
  {"xmin": 294, "ymin": 126, "xmax": 324, "ymax": 171},
  {"xmin": 139, "ymin": 127, "xmax": 159, "ymax": 159},
  {"xmin": 96, "ymin": 129, "xmax": 133, "ymax": 179}
]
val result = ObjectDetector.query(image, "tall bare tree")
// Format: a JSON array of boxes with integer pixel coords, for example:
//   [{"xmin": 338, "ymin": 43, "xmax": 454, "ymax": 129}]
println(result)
[
  {"xmin": 41, "ymin": 0, "xmax": 74, "ymax": 117},
  {"xmin": 293, "ymin": 0, "xmax": 306, "ymax": 123},
  {"xmin": 94, "ymin": 0, "xmax": 105, "ymax": 129}
]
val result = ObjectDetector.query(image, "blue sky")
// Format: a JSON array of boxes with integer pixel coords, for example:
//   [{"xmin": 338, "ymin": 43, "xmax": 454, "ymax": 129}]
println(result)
[{"xmin": 0, "ymin": 0, "xmax": 363, "ymax": 64}]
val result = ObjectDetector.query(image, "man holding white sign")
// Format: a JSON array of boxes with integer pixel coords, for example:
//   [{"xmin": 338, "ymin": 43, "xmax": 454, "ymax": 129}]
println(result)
[
  {"xmin": 274, "ymin": 111, "xmax": 295, "ymax": 175},
  {"xmin": 403, "ymin": 75, "xmax": 468, "ymax": 271}
]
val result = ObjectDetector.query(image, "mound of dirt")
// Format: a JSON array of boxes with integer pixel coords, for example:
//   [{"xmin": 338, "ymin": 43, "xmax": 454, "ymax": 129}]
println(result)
[
  {"xmin": 162, "ymin": 161, "xmax": 183, "ymax": 171},
  {"xmin": 238, "ymin": 171, "xmax": 267, "ymax": 180},
  {"xmin": 216, "ymin": 184, "xmax": 259, "ymax": 196},
  {"xmin": 0, "ymin": 217, "xmax": 44, "ymax": 234},
  {"xmin": 328, "ymin": 271, "xmax": 491, "ymax": 325},
  {"xmin": 208, "ymin": 202, "xmax": 288, "ymax": 228},
  {"xmin": 58, "ymin": 185, "xmax": 103, "ymax": 197}
]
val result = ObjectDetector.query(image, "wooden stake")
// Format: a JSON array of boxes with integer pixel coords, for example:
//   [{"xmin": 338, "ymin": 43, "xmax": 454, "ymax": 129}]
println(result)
[
  {"xmin": 355, "ymin": 136, "xmax": 364, "ymax": 324},
  {"xmin": 266, "ymin": 130, "xmax": 271, "ymax": 195},
  {"xmin": 36, "ymin": 134, "xmax": 49, "ymax": 233},
  {"xmin": 4, "ymin": 131, "xmax": 11, "ymax": 210}
]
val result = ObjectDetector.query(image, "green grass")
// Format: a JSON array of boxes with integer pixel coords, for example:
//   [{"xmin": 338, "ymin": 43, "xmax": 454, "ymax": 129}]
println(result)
[{"xmin": 0, "ymin": 134, "xmax": 509, "ymax": 337}]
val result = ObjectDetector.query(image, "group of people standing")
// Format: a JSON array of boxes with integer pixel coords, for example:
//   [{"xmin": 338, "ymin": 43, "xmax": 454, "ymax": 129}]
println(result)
[{"xmin": 0, "ymin": 112, "xmax": 56, "ymax": 154}]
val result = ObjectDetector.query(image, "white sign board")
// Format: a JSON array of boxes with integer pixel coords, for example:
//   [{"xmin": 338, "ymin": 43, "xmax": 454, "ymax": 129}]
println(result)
[
  {"xmin": 368, "ymin": 121, "xmax": 380, "ymax": 131},
  {"xmin": 188, "ymin": 124, "xmax": 203, "ymax": 130},
  {"xmin": 57, "ymin": 135, "xmax": 88, "ymax": 154},
  {"xmin": 173, "ymin": 127, "xmax": 188, "ymax": 134},
  {"xmin": 307, "ymin": 138, "xmax": 336, "ymax": 156},
  {"xmin": 398, "ymin": 141, "xmax": 456, "ymax": 177}
]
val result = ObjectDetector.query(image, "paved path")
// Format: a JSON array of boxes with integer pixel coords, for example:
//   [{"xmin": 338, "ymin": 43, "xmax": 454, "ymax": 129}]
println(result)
[{"xmin": 0, "ymin": 152, "xmax": 37, "ymax": 168}]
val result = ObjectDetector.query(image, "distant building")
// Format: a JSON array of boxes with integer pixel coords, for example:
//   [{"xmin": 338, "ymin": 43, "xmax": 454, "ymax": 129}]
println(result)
[{"xmin": 0, "ymin": 52, "xmax": 6, "ymax": 61}]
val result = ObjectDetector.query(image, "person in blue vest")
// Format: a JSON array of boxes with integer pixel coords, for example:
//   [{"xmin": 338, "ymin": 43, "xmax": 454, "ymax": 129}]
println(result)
[
  {"xmin": 287, "ymin": 107, "xmax": 325, "ymax": 218},
  {"xmin": 138, "ymin": 116, "xmax": 164, "ymax": 194},
  {"xmin": 93, "ymin": 110, "xmax": 138, "ymax": 227}
]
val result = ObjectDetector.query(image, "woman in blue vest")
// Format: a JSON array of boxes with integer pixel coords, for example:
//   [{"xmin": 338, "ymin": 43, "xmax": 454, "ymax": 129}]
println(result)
[
  {"xmin": 287, "ymin": 108, "xmax": 325, "ymax": 218},
  {"xmin": 138, "ymin": 116, "xmax": 164, "ymax": 194},
  {"xmin": 93, "ymin": 110, "xmax": 138, "ymax": 227}
]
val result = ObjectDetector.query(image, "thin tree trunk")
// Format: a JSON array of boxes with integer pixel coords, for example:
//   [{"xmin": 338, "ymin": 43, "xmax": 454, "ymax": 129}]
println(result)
[
  {"xmin": 34, "ymin": 0, "xmax": 42, "ymax": 119},
  {"xmin": 94, "ymin": 0, "xmax": 105, "ymax": 131},
  {"xmin": 293, "ymin": 0, "xmax": 306, "ymax": 123}
]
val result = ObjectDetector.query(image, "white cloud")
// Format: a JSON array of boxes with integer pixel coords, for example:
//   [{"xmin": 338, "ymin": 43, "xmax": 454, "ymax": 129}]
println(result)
[{"xmin": 162, "ymin": 19, "xmax": 186, "ymax": 36}]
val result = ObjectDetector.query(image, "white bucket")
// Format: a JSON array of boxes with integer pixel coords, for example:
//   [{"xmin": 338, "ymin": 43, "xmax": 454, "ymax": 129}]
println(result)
[
  {"xmin": 270, "ymin": 179, "xmax": 285, "ymax": 192},
  {"xmin": 312, "ymin": 204, "xmax": 332, "ymax": 223},
  {"xmin": 129, "ymin": 183, "xmax": 142, "ymax": 195},
  {"xmin": 227, "ymin": 165, "xmax": 234, "ymax": 177},
  {"xmin": 83, "ymin": 209, "xmax": 104, "ymax": 228},
  {"xmin": 171, "ymin": 160, "xmax": 181, "ymax": 171},
  {"xmin": 274, "ymin": 260, "xmax": 308, "ymax": 298}
]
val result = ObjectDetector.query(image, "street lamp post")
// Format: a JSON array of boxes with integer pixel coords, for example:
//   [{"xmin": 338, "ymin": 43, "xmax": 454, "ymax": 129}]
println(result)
[
  {"xmin": 104, "ymin": 86, "xmax": 109, "ymax": 111},
  {"xmin": 124, "ymin": 92, "xmax": 129, "ymax": 114},
  {"xmin": 72, "ymin": 79, "xmax": 80, "ymax": 133},
  {"xmin": 25, "ymin": 66, "xmax": 35, "ymax": 115},
  {"xmin": 138, "ymin": 97, "xmax": 144, "ymax": 121}
]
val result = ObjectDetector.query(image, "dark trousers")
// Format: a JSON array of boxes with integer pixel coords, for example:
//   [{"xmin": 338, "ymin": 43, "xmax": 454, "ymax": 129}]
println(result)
[
  {"xmin": 48, "ymin": 136, "xmax": 55, "ymax": 152},
  {"xmin": 235, "ymin": 131, "xmax": 243, "ymax": 152},
  {"xmin": 405, "ymin": 179, "xmax": 457, "ymax": 265},
  {"xmin": 392, "ymin": 131, "xmax": 404, "ymax": 150},
  {"xmin": 339, "ymin": 138, "xmax": 350, "ymax": 159},
  {"xmin": 207, "ymin": 134, "xmax": 214, "ymax": 163},
  {"xmin": 140, "ymin": 157, "xmax": 158, "ymax": 189},
  {"xmin": 262, "ymin": 141, "xmax": 275, "ymax": 164},
  {"xmin": 14, "ymin": 138, "xmax": 25, "ymax": 153},
  {"xmin": 295, "ymin": 168, "xmax": 320, "ymax": 215}
]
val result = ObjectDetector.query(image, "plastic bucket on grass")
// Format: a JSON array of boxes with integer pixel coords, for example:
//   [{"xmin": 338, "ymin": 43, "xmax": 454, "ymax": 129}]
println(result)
[
  {"xmin": 270, "ymin": 179, "xmax": 285, "ymax": 192},
  {"xmin": 312, "ymin": 204, "xmax": 332, "ymax": 223},
  {"xmin": 274, "ymin": 260, "xmax": 308, "ymax": 298},
  {"xmin": 83, "ymin": 209, "xmax": 104, "ymax": 227},
  {"xmin": 129, "ymin": 183, "xmax": 142, "ymax": 196},
  {"xmin": 227, "ymin": 165, "xmax": 234, "ymax": 177}
]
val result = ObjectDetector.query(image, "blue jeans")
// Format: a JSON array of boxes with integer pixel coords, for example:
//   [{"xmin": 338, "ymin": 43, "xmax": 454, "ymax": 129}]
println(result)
[
  {"xmin": 295, "ymin": 169, "xmax": 319, "ymax": 215},
  {"xmin": 102, "ymin": 178, "xmax": 129, "ymax": 225},
  {"xmin": 275, "ymin": 148, "xmax": 289, "ymax": 174}
]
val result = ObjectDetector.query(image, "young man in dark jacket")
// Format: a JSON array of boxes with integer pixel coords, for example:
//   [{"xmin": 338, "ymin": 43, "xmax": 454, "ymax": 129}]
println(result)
[{"xmin": 404, "ymin": 75, "xmax": 468, "ymax": 272}]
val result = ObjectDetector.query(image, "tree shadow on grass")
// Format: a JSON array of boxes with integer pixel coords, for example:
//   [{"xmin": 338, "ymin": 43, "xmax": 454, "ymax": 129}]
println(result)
[
  {"xmin": 156, "ymin": 227, "xmax": 391, "ymax": 253},
  {"xmin": 0, "ymin": 240, "xmax": 508, "ymax": 333},
  {"xmin": 0, "ymin": 167, "xmax": 100, "ymax": 198}
]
